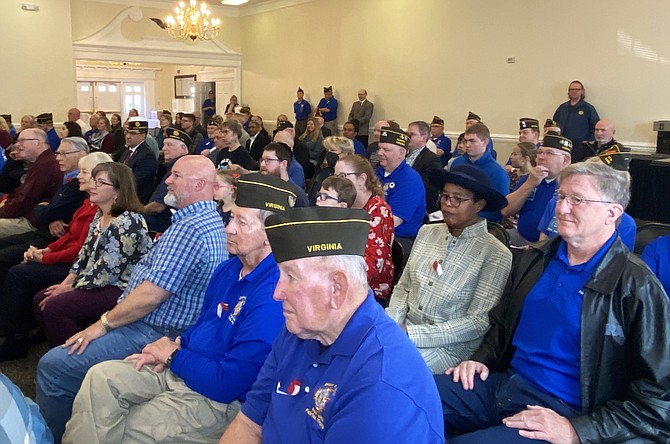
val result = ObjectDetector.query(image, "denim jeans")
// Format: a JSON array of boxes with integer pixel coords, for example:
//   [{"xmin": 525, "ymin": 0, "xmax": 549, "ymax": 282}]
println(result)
[
  {"xmin": 434, "ymin": 370, "xmax": 580, "ymax": 444},
  {"xmin": 35, "ymin": 321, "xmax": 182, "ymax": 443}
]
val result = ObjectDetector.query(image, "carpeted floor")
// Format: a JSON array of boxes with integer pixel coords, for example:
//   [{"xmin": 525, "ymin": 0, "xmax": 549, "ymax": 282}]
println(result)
[{"xmin": 0, "ymin": 339, "xmax": 50, "ymax": 400}]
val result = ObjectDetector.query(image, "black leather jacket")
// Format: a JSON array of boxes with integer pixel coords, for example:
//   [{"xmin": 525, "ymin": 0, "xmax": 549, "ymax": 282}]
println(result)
[{"xmin": 471, "ymin": 236, "xmax": 670, "ymax": 443}]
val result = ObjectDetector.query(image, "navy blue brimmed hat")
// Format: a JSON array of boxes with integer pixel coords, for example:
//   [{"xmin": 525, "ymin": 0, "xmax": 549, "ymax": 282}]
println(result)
[
  {"xmin": 265, "ymin": 207, "xmax": 370, "ymax": 263},
  {"xmin": 430, "ymin": 165, "xmax": 508, "ymax": 212}
]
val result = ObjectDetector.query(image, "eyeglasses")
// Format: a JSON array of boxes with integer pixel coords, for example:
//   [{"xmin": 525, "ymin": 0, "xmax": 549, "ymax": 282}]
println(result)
[
  {"xmin": 55, "ymin": 150, "xmax": 80, "ymax": 156},
  {"xmin": 89, "ymin": 177, "xmax": 114, "ymax": 188},
  {"xmin": 260, "ymin": 157, "xmax": 281, "ymax": 164},
  {"xmin": 439, "ymin": 193, "xmax": 473, "ymax": 207},
  {"xmin": 336, "ymin": 172, "xmax": 358, "ymax": 179},
  {"xmin": 15, "ymin": 138, "xmax": 39, "ymax": 144},
  {"xmin": 556, "ymin": 193, "xmax": 616, "ymax": 206},
  {"xmin": 317, "ymin": 193, "xmax": 342, "ymax": 203},
  {"xmin": 537, "ymin": 148, "xmax": 566, "ymax": 157}
]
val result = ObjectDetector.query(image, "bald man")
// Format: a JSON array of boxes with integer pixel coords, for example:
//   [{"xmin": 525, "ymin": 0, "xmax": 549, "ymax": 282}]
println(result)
[
  {"xmin": 67, "ymin": 108, "xmax": 90, "ymax": 134},
  {"xmin": 36, "ymin": 155, "xmax": 230, "ymax": 442},
  {"xmin": 572, "ymin": 118, "xmax": 621, "ymax": 163}
]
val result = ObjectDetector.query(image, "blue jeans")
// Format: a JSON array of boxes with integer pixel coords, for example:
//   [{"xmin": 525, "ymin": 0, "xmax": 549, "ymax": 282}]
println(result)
[
  {"xmin": 435, "ymin": 370, "xmax": 580, "ymax": 444},
  {"xmin": 35, "ymin": 321, "xmax": 182, "ymax": 443}
]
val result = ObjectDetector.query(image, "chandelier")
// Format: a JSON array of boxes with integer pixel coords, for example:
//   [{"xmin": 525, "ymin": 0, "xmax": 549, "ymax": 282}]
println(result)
[{"xmin": 164, "ymin": 0, "xmax": 221, "ymax": 41}]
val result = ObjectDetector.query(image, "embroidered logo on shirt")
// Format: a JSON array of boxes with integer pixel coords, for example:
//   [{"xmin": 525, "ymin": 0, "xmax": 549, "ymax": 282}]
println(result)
[
  {"xmin": 228, "ymin": 296, "xmax": 246, "ymax": 324},
  {"xmin": 306, "ymin": 383, "xmax": 337, "ymax": 429},
  {"xmin": 578, "ymin": 110, "xmax": 584, "ymax": 116}
]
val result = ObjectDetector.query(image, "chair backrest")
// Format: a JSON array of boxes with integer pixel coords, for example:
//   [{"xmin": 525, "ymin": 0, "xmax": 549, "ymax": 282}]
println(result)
[
  {"xmin": 391, "ymin": 239, "xmax": 405, "ymax": 287},
  {"xmin": 634, "ymin": 222, "xmax": 670, "ymax": 255},
  {"xmin": 486, "ymin": 221, "xmax": 510, "ymax": 248}
]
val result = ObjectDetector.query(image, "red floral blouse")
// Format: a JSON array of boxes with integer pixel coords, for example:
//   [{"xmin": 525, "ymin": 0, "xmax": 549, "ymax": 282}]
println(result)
[{"xmin": 364, "ymin": 195, "xmax": 395, "ymax": 300}]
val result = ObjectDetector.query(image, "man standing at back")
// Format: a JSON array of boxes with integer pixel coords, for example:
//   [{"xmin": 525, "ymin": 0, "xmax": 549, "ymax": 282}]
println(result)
[
  {"xmin": 348, "ymin": 89, "xmax": 373, "ymax": 147},
  {"xmin": 317, "ymin": 86, "xmax": 338, "ymax": 137},
  {"xmin": 293, "ymin": 88, "xmax": 311, "ymax": 137},
  {"xmin": 450, "ymin": 122, "xmax": 509, "ymax": 222},
  {"xmin": 553, "ymin": 80, "xmax": 600, "ymax": 148}
]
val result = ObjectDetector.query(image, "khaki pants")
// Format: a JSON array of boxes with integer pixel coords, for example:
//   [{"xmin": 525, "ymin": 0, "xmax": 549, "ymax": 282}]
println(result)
[
  {"xmin": 63, "ymin": 360, "xmax": 241, "ymax": 444},
  {"xmin": 0, "ymin": 217, "xmax": 35, "ymax": 238}
]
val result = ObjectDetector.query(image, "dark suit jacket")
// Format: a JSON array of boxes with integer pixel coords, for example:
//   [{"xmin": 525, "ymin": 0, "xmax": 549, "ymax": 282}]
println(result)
[
  {"xmin": 411, "ymin": 147, "xmax": 443, "ymax": 214},
  {"xmin": 246, "ymin": 130, "xmax": 272, "ymax": 161},
  {"xmin": 293, "ymin": 139, "xmax": 311, "ymax": 181},
  {"xmin": 119, "ymin": 141, "xmax": 159, "ymax": 204}
]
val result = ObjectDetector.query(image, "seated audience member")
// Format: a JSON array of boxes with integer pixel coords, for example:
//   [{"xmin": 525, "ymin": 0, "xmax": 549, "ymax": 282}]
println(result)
[
  {"xmin": 446, "ymin": 133, "xmax": 466, "ymax": 170},
  {"xmin": 517, "ymin": 117, "xmax": 541, "ymax": 148},
  {"xmin": 299, "ymin": 117, "xmax": 325, "ymax": 166},
  {"xmin": 88, "ymin": 116, "xmax": 114, "ymax": 153},
  {"xmin": 0, "ymin": 371, "xmax": 54, "ymax": 444},
  {"xmin": 0, "ymin": 153, "xmax": 111, "ymax": 360},
  {"xmin": 20, "ymin": 114, "xmax": 37, "ymax": 132},
  {"xmin": 192, "ymin": 111, "xmax": 208, "ymax": 138},
  {"xmin": 270, "ymin": 129, "xmax": 306, "ymax": 188},
  {"xmin": 537, "ymin": 147, "xmax": 636, "ymax": 250},
  {"xmin": 543, "ymin": 118, "xmax": 561, "ymax": 135},
  {"xmin": 118, "ymin": 117, "xmax": 159, "ymax": 204},
  {"xmin": 56, "ymin": 122, "xmax": 84, "ymax": 140},
  {"xmin": 507, "ymin": 142, "xmax": 536, "ymax": 193},
  {"xmin": 275, "ymin": 113, "xmax": 289, "ymax": 128},
  {"xmin": 642, "ymin": 234, "xmax": 670, "ymax": 297},
  {"xmin": 314, "ymin": 115, "xmax": 331, "ymax": 138},
  {"xmin": 259, "ymin": 143, "xmax": 308, "ymax": 207},
  {"xmin": 335, "ymin": 154, "xmax": 395, "ymax": 304},
  {"xmin": 36, "ymin": 113, "xmax": 61, "ymax": 152},
  {"xmin": 110, "ymin": 114, "xmax": 124, "ymax": 152},
  {"xmin": 84, "ymin": 112, "xmax": 100, "ymax": 146},
  {"xmin": 209, "ymin": 120, "xmax": 255, "ymax": 171},
  {"xmin": 307, "ymin": 136, "xmax": 354, "ymax": 205},
  {"xmin": 503, "ymin": 134, "xmax": 571, "ymax": 246},
  {"xmin": 197, "ymin": 118, "xmax": 218, "ymax": 154},
  {"xmin": 572, "ymin": 118, "xmax": 620, "ymax": 163},
  {"xmin": 220, "ymin": 207, "xmax": 444, "ymax": 444},
  {"xmin": 174, "ymin": 112, "xmax": 184, "ymax": 129},
  {"xmin": 386, "ymin": 165, "xmax": 512, "ymax": 374},
  {"xmin": 430, "ymin": 116, "xmax": 453, "ymax": 167},
  {"xmin": 67, "ymin": 108, "xmax": 90, "ymax": 135},
  {"xmin": 0, "ymin": 128, "xmax": 62, "ymax": 238},
  {"xmin": 155, "ymin": 113, "xmax": 170, "ymax": 150},
  {"xmin": 435, "ymin": 161, "xmax": 670, "ymax": 443},
  {"xmin": 274, "ymin": 123, "xmax": 310, "ymax": 183},
  {"xmin": 64, "ymin": 174, "xmax": 294, "ymax": 443},
  {"xmin": 0, "ymin": 115, "xmax": 14, "ymax": 148},
  {"xmin": 36, "ymin": 155, "xmax": 228, "ymax": 442},
  {"xmin": 214, "ymin": 169, "xmax": 236, "ymax": 226},
  {"xmin": 342, "ymin": 119, "xmax": 366, "ymax": 155},
  {"xmin": 315, "ymin": 176, "xmax": 356, "ymax": 209},
  {"xmin": 463, "ymin": 111, "xmax": 496, "ymax": 159},
  {"xmin": 375, "ymin": 127, "xmax": 426, "ymax": 255},
  {"xmin": 180, "ymin": 113, "xmax": 204, "ymax": 153},
  {"xmin": 142, "ymin": 128, "xmax": 191, "ymax": 233},
  {"xmin": 32, "ymin": 162, "xmax": 152, "ymax": 349},
  {"xmin": 450, "ymin": 123, "xmax": 509, "ymax": 222},
  {"xmin": 128, "ymin": 108, "xmax": 139, "ymax": 119},
  {"xmin": 406, "ymin": 120, "xmax": 443, "ymax": 214},
  {"xmin": 246, "ymin": 116, "xmax": 271, "ymax": 162},
  {"xmin": 366, "ymin": 119, "xmax": 400, "ymax": 167}
]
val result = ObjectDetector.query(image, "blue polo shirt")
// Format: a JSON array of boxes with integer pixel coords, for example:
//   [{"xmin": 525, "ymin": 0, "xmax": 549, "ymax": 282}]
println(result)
[
  {"xmin": 431, "ymin": 134, "xmax": 452, "ymax": 167},
  {"xmin": 537, "ymin": 197, "xmax": 636, "ymax": 250},
  {"xmin": 353, "ymin": 138, "xmax": 365, "ymax": 156},
  {"xmin": 511, "ymin": 233, "xmax": 616, "ymax": 407},
  {"xmin": 642, "ymin": 234, "xmax": 670, "ymax": 297},
  {"xmin": 375, "ymin": 162, "xmax": 426, "ymax": 238},
  {"xmin": 170, "ymin": 254, "xmax": 283, "ymax": 403},
  {"xmin": 242, "ymin": 293, "xmax": 444, "ymax": 444},
  {"xmin": 46, "ymin": 128, "xmax": 60, "ymax": 152},
  {"xmin": 294, "ymin": 100, "xmax": 312, "ymax": 121},
  {"xmin": 317, "ymin": 97, "xmax": 338, "ymax": 122},
  {"xmin": 515, "ymin": 176, "xmax": 558, "ymax": 242},
  {"xmin": 450, "ymin": 151, "xmax": 509, "ymax": 222},
  {"xmin": 288, "ymin": 157, "xmax": 305, "ymax": 188}
]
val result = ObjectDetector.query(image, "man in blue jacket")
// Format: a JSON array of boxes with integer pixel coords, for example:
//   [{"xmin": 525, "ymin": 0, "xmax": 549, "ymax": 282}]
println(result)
[
  {"xmin": 63, "ymin": 173, "xmax": 295, "ymax": 443},
  {"xmin": 552, "ymin": 80, "xmax": 600, "ymax": 148}
]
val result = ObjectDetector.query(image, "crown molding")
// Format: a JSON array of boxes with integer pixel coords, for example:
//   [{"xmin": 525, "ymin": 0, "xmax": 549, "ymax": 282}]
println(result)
[{"xmin": 82, "ymin": 0, "xmax": 315, "ymax": 17}]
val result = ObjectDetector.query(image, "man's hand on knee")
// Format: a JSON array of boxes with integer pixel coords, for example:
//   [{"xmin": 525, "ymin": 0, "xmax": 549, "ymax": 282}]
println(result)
[
  {"xmin": 502, "ymin": 405, "xmax": 579, "ymax": 444},
  {"xmin": 445, "ymin": 360, "xmax": 489, "ymax": 390},
  {"xmin": 63, "ymin": 322, "xmax": 107, "ymax": 355}
]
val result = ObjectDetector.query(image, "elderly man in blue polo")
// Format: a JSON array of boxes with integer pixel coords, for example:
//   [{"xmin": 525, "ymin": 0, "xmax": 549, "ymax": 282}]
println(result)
[{"xmin": 220, "ymin": 207, "xmax": 444, "ymax": 443}]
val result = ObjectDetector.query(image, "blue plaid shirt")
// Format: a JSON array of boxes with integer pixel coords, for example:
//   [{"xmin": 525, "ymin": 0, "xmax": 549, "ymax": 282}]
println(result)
[{"xmin": 118, "ymin": 200, "xmax": 228, "ymax": 331}]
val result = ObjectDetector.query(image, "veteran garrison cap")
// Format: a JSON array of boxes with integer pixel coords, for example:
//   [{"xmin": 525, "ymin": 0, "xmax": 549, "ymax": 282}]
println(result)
[
  {"xmin": 324, "ymin": 86, "xmax": 333, "ymax": 93},
  {"xmin": 207, "ymin": 119, "xmax": 219, "ymax": 127},
  {"xmin": 276, "ymin": 120, "xmax": 294, "ymax": 131},
  {"xmin": 541, "ymin": 133, "xmax": 572, "ymax": 153},
  {"xmin": 431, "ymin": 116, "xmax": 444, "ymax": 126},
  {"xmin": 297, "ymin": 87, "xmax": 304, "ymax": 93},
  {"xmin": 544, "ymin": 118, "xmax": 558, "ymax": 128},
  {"xmin": 36, "ymin": 113, "xmax": 53, "ymax": 125},
  {"xmin": 519, "ymin": 118, "xmax": 540, "ymax": 130},
  {"xmin": 164, "ymin": 128, "xmax": 192, "ymax": 146},
  {"xmin": 1, "ymin": 114, "xmax": 10, "ymax": 123},
  {"xmin": 466, "ymin": 111, "xmax": 481, "ymax": 122},
  {"xmin": 127, "ymin": 117, "xmax": 149, "ymax": 132},
  {"xmin": 598, "ymin": 143, "xmax": 632, "ymax": 172},
  {"xmin": 379, "ymin": 126, "xmax": 409, "ymax": 148},
  {"xmin": 265, "ymin": 207, "xmax": 370, "ymax": 263},
  {"xmin": 235, "ymin": 173, "xmax": 297, "ymax": 213}
]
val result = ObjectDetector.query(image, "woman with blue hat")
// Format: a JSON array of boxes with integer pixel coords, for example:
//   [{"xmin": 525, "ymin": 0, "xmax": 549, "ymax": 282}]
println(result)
[{"xmin": 386, "ymin": 164, "xmax": 513, "ymax": 374}]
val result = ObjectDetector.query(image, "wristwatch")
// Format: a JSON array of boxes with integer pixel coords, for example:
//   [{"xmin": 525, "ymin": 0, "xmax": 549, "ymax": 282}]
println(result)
[
  {"xmin": 166, "ymin": 348, "xmax": 180, "ymax": 367},
  {"xmin": 100, "ymin": 311, "xmax": 112, "ymax": 332}
]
